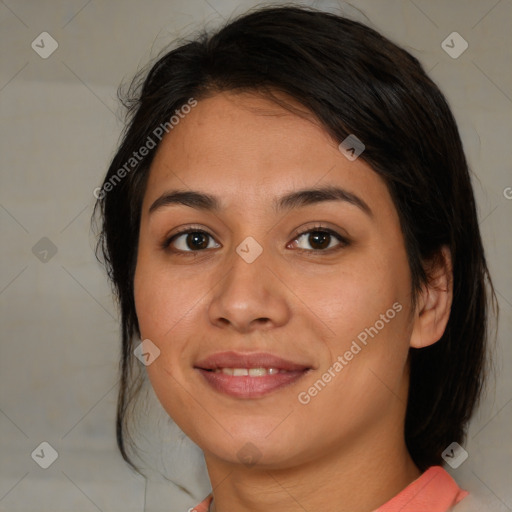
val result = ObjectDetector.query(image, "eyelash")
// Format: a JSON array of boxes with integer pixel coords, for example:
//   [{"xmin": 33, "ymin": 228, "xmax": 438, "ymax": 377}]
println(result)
[{"xmin": 162, "ymin": 224, "xmax": 350, "ymax": 255}]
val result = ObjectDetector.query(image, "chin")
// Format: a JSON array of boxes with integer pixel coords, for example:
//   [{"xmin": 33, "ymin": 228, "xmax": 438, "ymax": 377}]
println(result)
[{"xmin": 201, "ymin": 431, "xmax": 310, "ymax": 470}]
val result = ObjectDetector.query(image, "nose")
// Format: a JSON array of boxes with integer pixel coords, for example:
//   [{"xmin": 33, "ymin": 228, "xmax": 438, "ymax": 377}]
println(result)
[{"xmin": 207, "ymin": 247, "xmax": 291, "ymax": 333}]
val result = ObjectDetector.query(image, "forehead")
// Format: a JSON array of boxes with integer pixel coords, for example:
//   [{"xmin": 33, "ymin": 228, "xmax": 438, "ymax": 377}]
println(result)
[
  {"xmin": 143, "ymin": 91, "xmax": 392, "ymax": 217},
  {"xmin": 151, "ymin": 92, "xmax": 334, "ymax": 174}
]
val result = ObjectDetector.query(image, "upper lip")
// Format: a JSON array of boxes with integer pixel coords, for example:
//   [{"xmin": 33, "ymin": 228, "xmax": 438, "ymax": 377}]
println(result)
[{"xmin": 195, "ymin": 351, "xmax": 311, "ymax": 371}]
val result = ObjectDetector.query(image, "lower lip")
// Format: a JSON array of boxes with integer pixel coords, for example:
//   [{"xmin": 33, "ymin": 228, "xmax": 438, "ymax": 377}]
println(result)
[{"xmin": 196, "ymin": 369, "xmax": 309, "ymax": 398}]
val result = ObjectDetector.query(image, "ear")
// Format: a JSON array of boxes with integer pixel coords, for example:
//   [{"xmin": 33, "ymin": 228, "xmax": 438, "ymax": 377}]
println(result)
[{"xmin": 410, "ymin": 246, "xmax": 453, "ymax": 349}]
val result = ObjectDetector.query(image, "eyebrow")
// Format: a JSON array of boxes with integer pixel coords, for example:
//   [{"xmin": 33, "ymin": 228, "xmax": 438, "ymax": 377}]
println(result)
[{"xmin": 148, "ymin": 185, "xmax": 372, "ymax": 217}]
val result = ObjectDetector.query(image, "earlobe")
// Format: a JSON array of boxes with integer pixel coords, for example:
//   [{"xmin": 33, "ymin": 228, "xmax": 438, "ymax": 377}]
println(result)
[{"xmin": 410, "ymin": 246, "xmax": 453, "ymax": 349}]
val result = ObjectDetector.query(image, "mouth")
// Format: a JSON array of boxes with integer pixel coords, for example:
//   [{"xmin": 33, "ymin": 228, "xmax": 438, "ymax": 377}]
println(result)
[
  {"xmin": 208, "ymin": 367, "xmax": 291, "ymax": 376},
  {"xmin": 194, "ymin": 351, "xmax": 312, "ymax": 399}
]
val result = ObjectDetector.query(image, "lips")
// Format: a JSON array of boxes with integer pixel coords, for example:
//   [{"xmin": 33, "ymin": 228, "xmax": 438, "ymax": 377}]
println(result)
[
  {"xmin": 194, "ymin": 351, "xmax": 312, "ymax": 399},
  {"xmin": 195, "ymin": 351, "xmax": 310, "ymax": 372}
]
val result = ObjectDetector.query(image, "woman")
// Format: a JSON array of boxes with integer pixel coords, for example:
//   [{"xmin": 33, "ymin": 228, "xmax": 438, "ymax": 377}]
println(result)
[{"xmin": 94, "ymin": 6, "xmax": 495, "ymax": 511}]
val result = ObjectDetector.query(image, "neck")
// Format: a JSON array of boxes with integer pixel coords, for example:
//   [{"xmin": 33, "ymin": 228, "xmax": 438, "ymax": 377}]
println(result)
[{"xmin": 205, "ymin": 426, "xmax": 420, "ymax": 512}]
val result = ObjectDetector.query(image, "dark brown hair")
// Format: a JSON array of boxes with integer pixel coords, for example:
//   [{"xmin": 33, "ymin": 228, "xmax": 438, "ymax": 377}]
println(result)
[{"xmin": 94, "ymin": 5, "xmax": 496, "ymax": 474}]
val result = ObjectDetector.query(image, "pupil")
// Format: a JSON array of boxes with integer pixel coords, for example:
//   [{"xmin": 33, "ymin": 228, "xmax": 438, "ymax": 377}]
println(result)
[
  {"xmin": 188, "ymin": 232, "xmax": 208, "ymax": 250},
  {"xmin": 310, "ymin": 231, "xmax": 330, "ymax": 249}
]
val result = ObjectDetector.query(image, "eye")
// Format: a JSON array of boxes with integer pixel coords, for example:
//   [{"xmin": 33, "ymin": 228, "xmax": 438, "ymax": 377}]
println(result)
[
  {"xmin": 165, "ymin": 229, "xmax": 220, "ymax": 252},
  {"xmin": 289, "ymin": 227, "xmax": 349, "ymax": 252},
  {"xmin": 163, "ymin": 225, "xmax": 349, "ymax": 254}
]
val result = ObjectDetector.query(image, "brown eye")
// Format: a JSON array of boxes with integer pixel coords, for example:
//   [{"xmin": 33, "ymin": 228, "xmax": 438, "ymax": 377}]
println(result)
[
  {"xmin": 291, "ymin": 228, "xmax": 348, "ymax": 252},
  {"xmin": 308, "ymin": 231, "xmax": 331, "ymax": 250},
  {"xmin": 167, "ymin": 230, "xmax": 220, "ymax": 252}
]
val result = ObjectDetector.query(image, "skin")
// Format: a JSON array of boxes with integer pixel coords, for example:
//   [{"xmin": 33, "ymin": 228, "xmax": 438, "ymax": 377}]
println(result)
[{"xmin": 134, "ymin": 91, "xmax": 453, "ymax": 512}]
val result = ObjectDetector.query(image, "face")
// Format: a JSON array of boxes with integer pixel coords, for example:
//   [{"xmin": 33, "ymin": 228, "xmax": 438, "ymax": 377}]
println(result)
[{"xmin": 134, "ymin": 91, "xmax": 416, "ymax": 469}]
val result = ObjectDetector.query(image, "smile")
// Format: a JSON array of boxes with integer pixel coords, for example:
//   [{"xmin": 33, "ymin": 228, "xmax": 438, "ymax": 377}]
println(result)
[
  {"xmin": 211, "ymin": 367, "xmax": 288, "ymax": 376},
  {"xmin": 195, "ymin": 351, "xmax": 312, "ymax": 398}
]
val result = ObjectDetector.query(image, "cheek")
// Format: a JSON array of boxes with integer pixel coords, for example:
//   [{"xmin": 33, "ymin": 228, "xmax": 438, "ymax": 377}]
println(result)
[
  {"xmin": 133, "ymin": 251, "xmax": 207, "ymax": 379},
  {"xmin": 297, "ymin": 307, "xmax": 412, "ymax": 436},
  {"xmin": 134, "ymin": 250, "xmax": 194, "ymax": 339},
  {"xmin": 133, "ymin": 258, "xmax": 196, "ymax": 423},
  {"xmin": 296, "ymin": 251, "xmax": 410, "ymax": 344},
  {"xmin": 296, "ymin": 245, "xmax": 413, "ymax": 398}
]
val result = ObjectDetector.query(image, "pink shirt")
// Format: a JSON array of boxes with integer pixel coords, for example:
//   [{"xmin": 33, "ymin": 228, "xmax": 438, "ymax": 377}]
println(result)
[{"xmin": 191, "ymin": 466, "xmax": 468, "ymax": 512}]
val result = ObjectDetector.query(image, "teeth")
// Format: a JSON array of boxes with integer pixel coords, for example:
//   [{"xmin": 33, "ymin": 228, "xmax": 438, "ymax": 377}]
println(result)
[
  {"xmin": 214, "ymin": 367, "xmax": 284, "ymax": 376},
  {"xmin": 248, "ymin": 368, "xmax": 266, "ymax": 376}
]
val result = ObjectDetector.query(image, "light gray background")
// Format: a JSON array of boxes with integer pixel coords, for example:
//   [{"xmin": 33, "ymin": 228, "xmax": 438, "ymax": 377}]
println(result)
[{"xmin": 1, "ymin": 0, "xmax": 511, "ymax": 511}]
